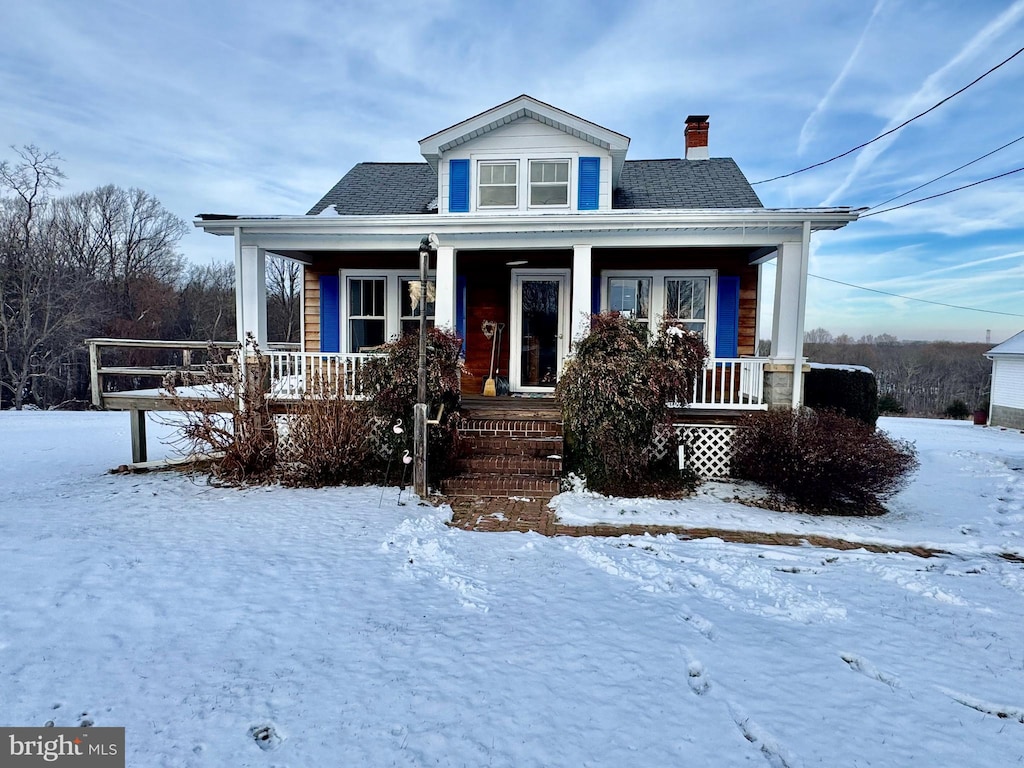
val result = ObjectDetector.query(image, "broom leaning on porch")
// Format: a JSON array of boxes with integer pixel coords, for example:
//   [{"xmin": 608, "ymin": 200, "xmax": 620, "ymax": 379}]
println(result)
[{"xmin": 482, "ymin": 320, "xmax": 498, "ymax": 397}]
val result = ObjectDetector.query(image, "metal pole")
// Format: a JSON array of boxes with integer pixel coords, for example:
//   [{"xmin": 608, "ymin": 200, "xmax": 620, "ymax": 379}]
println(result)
[{"xmin": 414, "ymin": 235, "xmax": 435, "ymax": 498}]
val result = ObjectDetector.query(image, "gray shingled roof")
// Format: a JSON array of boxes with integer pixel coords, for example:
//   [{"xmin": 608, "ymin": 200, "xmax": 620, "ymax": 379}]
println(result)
[
  {"xmin": 307, "ymin": 163, "xmax": 438, "ymax": 215},
  {"xmin": 309, "ymin": 157, "xmax": 761, "ymax": 215},
  {"xmin": 613, "ymin": 159, "xmax": 762, "ymax": 209}
]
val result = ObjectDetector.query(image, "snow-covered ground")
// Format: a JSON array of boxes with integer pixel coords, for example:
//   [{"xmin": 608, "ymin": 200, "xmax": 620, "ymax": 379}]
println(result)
[{"xmin": 1, "ymin": 411, "xmax": 1022, "ymax": 766}]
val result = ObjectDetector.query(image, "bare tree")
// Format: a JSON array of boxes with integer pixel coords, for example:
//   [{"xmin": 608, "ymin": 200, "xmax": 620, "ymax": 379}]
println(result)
[
  {"xmin": 267, "ymin": 256, "xmax": 301, "ymax": 343},
  {"xmin": 175, "ymin": 261, "xmax": 236, "ymax": 340},
  {"xmin": 0, "ymin": 147, "xmax": 95, "ymax": 409}
]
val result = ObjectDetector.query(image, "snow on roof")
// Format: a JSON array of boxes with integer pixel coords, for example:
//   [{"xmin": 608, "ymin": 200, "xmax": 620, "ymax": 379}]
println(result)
[{"xmin": 986, "ymin": 329, "xmax": 1024, "ymax": 357}]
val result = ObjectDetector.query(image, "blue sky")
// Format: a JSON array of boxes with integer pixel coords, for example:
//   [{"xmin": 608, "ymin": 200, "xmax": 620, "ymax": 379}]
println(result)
[{"xmin": 2, "ymin": 0, "xmax": 1022, "ymax": 342}]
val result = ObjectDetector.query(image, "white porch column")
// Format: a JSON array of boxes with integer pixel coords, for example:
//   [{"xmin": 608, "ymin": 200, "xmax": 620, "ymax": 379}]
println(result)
[
  {"xmin": 769, "ymin": 221, "xmax": 811, "ymax": 407},
  {"xmin": 235, "ymin": 237, "xmax": 268, "ymax": 348},
  {"xmin": 434, "ymin": 245, "xmax": 456, "ymax": 331},
  {"xmin": 571, "ymin": 244, "xmax": 593, "ymax": 348}
]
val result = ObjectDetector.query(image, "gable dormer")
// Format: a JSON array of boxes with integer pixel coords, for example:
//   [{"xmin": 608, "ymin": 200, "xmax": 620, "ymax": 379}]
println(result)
[{"xmin": 418, "ymin": 95, "xmax": 630, "ymax": 215}]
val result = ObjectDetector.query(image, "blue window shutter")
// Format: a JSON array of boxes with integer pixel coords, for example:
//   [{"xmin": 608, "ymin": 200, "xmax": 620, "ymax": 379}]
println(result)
[
  {"xmin": 578, "ymin": 157, "xmax": 600, "ymax": 210},
  {"xmin": 715, "ymin": 276, "xmax": 740, "ymax": 358},
  {"xmin": 449, "ymin": 159, "xmax": 470, "ymax": 212},
  {"xmin": 320, "ymin": 274, "xmax": 340, "ymax": 353},
  {"xmin": 591, "ymin": 275, "xmax": 601, "ymax": 316},
  {"xmin": 456, "ymin": 274, "xmax": 467, "ymax": 356}
]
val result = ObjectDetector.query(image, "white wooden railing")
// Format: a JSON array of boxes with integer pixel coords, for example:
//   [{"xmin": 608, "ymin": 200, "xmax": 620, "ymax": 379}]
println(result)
[
  {"xmin": 687, "ymin": 357, "xmax": 767, "ymax": 410},
  {"xmin": 266, "ymin": 351, "xmax": 383, "ymax": 401}
]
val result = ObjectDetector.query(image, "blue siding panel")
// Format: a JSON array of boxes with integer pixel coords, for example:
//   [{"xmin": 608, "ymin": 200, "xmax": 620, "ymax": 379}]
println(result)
[
  {"xmin": 578, "ymin": 157, "xmax": 600, "ymax": 210},
  {"xmin": 591, "ymin": 275, "xmax": 601, "ymax": 316},
  {"xmin": 456, "ymin": 274, "xmax": 468, "ymax": 356},
  {"xmin": 449, "ymin": 159, "xmax": 470, "ymax": 212},
  {"xmin": 320, "ymin": 274, "xmax": 341, "ymax": 353},
  {"xmin": 715, "ymin": 276, "xmax": 740, "ymax": 358}
]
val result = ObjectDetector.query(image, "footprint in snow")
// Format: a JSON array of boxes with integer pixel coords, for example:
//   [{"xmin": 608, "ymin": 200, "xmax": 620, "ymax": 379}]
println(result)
[
  {"xmin": 676, "ymin": 609, "xmax": 716, "ymax": 641},
  {"xmin": 729, "ymin": 704, "xmax": 799, "ymax": 768},
  {"xmin": 249, "ymin": 723, "xmax": 283, "ymax": 751},
  {"xmin": 840, "ymin": 652, "xmax": 900, "ymax": 689},
  {"xmin": 687, "ymin": 660, "xmax": 711, "ymax": 695}
]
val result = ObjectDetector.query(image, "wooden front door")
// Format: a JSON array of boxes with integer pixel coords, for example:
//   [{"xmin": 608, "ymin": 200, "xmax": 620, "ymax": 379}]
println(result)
[{"xmin": 510, "ymin": 270, "xmax": 570, "ymax": 393}]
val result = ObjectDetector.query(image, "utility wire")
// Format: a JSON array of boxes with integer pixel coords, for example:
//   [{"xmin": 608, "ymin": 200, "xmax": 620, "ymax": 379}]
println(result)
[
  {"xmin": 868, "ymin": 133, "xmax": 1024, "ymax": 209},
  {"xmin": 860, "ymin": 165, "xmax": 1024, "ymax": 217},
  {"xmin": 809, "ymin": 273, "xmax": 1024, "ymax": 317},
  {"xmin": 752, "ymin": 45, "xmax": 1024, "ymax": 185}
]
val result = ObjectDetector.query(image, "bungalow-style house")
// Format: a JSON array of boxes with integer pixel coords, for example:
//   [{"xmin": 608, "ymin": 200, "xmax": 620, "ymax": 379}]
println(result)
[
  {"xmin": 95, "ymin": 95, "xmax": 861, "ymax": 489},
  {"xmin": 985, "ymin": 330, "xmax": 1024, "ymax": 429}
]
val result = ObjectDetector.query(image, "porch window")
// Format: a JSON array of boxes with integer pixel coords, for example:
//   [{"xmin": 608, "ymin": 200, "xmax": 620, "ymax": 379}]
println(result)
[
  {"xmin": 348, "ymin": 278, "xmax": 386, "ymax": 351},
  {"xmin": 529, "ymin": 160, "xmax": 569, "ymax": 207},
  {"xmin": 666, "ymin": 277, "xmax": 709, "ymax": 336},
  {"xmin": 478, "ymin": 162, "xmax": 518, "ymax": 208},
  {"xmin": 608, "ymin": 277, "xmax": 651, "ymax": 327},
  {"xmin": 399, "ymin": 278, "xmax": 436, "ymax": 337}
]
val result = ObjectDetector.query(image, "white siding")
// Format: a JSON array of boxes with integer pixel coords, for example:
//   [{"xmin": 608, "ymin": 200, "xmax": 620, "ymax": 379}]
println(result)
[
  {"xmin": 439, "ymin": 118, "xmax": 612, "ymax": 214},
  {"xmin": 992, "ymin": 358, "xmax": 1024, "ymax": 409}
]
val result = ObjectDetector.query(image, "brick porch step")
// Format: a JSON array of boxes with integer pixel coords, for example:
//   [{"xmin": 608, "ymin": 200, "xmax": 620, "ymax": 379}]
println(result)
[
  {"xmin": 458, "ymin": 417, "xmax": 562, "ymax": 438},
  {"xmin": 444, "ymin": 473, "xmax": 561, "ymax": 498},
  {"xmin": 460, "ymin": 455, "xmax": 562, "ymax": 477},
  {"xmin": 462, "ymin": 435, "xmax": 563, "ymax": 457}
]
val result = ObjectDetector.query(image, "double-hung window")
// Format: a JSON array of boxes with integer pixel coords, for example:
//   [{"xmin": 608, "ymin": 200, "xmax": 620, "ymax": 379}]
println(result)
[
  {"xmin": 603, "ymin": 271, "xmax": 715, "ymax": 343},
  {"xmin": 665, "ymin": 277, "xmax": 709, "ymax": 336},
  {"xmin": 478, "ymin": 162, "xmax": 518, "ymax": 208},
  {"xmin": 400, "ymin": 277, "xmax": 435, "ymax": 337},
  {"xmin": 343, "ymin": 272, "xmax": 435, "ymax": 352},
  {"xmin": 529, "ymin": 160, "xmax": 569, "ymax": 207},
  {"xmin": 608, "ymin": 277, "xmax": 652, "ymax": 329}
]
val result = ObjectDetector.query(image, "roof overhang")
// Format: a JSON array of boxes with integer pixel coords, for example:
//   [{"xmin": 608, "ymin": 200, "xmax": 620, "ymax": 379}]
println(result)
[
  {"xmin": 418, "ymin": 94, "xmax": 631, "ymax": 186},
  {"xmin": 195, "ymin": 208, "xmax": 863, "ymax": 259}
]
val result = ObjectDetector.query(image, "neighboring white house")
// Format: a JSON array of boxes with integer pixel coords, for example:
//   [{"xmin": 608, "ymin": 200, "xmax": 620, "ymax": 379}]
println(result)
[
  {"xmin": 195, "ymin": 94, "xmax": 863, "ymax": 411},
  {"xmin": 986, "ymin": 329, "xmax": 1024, "ymax": 429}
]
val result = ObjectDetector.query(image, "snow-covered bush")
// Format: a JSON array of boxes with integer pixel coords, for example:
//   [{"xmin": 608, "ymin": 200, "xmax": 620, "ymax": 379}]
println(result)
[
  {"xmin": 731, "ymin": 408, "xmax": 919, "ymax": 515},
  {"xmin": 556, "ymin": 313, "xmax": 708, "ymax": 497}
]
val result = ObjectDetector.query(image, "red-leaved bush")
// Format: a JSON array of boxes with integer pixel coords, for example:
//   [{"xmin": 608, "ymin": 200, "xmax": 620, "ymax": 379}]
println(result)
[{"xmin": 731, "ymin": 408, "xmax": 919, "ymax": 515}]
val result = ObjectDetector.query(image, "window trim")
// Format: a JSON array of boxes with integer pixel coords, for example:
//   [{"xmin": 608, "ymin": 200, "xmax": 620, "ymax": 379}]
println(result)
[
  {"xmin": 528, "ymin": 158, "xmax": 570, "ymax": 209},
  {"xmin": 339, "ymin": 269, "xmax": 436, "ymax": 353},
  {"xmin": 601, "ymin": 270, "xmax": 718, "ymax": 346},
  {"xmin": 477, "ymin": 160, "xmax": 519, "ymax": 209}
]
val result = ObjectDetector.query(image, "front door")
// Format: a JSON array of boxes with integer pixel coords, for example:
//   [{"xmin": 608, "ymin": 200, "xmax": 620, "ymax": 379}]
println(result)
[{"xmin": 510, "ymin": 270, "xmax": 570, "ymax": 393}]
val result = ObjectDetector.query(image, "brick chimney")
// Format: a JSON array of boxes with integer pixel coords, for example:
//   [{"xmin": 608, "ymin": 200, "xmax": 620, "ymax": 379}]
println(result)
[{"xmin": 684, "ymin": 115, "xmax": 709, "ymax": 160}]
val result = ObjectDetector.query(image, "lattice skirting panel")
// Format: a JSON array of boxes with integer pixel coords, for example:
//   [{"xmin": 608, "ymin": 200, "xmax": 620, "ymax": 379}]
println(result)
[
  {"xmin": 652, "ymin": 424, "xmax": 739, "ymax": 479},
  {"xmin": 274, "ymin": 414, "xmax": 392, "ymax": 462}
]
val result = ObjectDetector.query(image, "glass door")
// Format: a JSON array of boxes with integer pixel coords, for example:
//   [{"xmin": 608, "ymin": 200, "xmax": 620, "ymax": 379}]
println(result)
[{"xmin": 510, "ymin": 270, "xmax": 569, "ymax": 392}]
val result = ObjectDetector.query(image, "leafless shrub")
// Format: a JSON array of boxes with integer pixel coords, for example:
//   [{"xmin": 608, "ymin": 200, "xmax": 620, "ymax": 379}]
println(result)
[{"xmin": 162, "ymin": 335, "xmax": 276, "ymax": 484}]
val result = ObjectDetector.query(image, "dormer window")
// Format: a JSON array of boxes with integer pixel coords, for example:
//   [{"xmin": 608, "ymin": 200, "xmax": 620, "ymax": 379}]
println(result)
[
  {"xmin": 478, "ymin": 161, "xmax": 518, "ymax": 208},
  {"xmin": 529, "ymin": 160, "xmax": 569, "ymax": 207}
]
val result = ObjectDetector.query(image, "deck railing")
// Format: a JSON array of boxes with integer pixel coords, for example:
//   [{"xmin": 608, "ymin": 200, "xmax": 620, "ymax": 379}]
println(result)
[
  {"xmin": 686, "ymin": 357, "xmax": 767, "ymax": 410},
  {"xmin": 266, "ymin": 351, "xmax": 383, "ymax": 401}
]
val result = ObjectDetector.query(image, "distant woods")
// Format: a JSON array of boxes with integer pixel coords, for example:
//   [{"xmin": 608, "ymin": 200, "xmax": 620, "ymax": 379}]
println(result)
[
  {"xmin": 1, "ymin": 145, "xmax": 299, "ymax": 410},
  {"xmin": 795, "ymin": 327, "xmax": 992, "ymax": 416}
]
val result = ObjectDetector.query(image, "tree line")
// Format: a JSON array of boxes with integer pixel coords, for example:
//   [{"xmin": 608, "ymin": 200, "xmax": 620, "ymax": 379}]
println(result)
[
  {"xmin": 796, "ymin": 328, "xmax": 992, "ymax": 416},
  {"xmin": 1, "ymin": 145, "xmax": 299, "ymax": 410}
]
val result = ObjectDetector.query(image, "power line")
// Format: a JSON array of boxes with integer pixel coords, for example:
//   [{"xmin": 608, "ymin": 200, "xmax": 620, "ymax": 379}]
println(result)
[
  {"xmin": 752, "ymin": 45, "xmax": 1024, "ymax": 185},
  {"xmin": 867, "ymin": 133, "xmax": 1024, "ymax": 209},
  {"xmin": 860, "ymin": 165, "xmax": 1024, "ymax": 217},
  {"xmin": 809, "ymin": 273, "xmax": 1024, "ymax": 317}
]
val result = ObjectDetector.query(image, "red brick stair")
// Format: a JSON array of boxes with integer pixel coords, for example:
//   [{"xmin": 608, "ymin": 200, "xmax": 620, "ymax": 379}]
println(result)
[{"xmin": 445, "ymin": 396, "xmax": 564, "ymax": 500}]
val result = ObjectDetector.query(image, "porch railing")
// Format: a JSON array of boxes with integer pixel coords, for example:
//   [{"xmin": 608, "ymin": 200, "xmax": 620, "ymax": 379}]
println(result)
[
  {"xmin": 687, "ymin": 357, "xmax": 767, "ymax": 410},
  {"xmin": 266, "ymin": 351, "xmax": 383, "ymax": 401}
]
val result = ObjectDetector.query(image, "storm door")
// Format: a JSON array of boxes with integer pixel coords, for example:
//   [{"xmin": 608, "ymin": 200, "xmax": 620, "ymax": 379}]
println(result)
[{"xmin": 510, "ymin": 270, "xmax": 569, "ymax": 393}]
